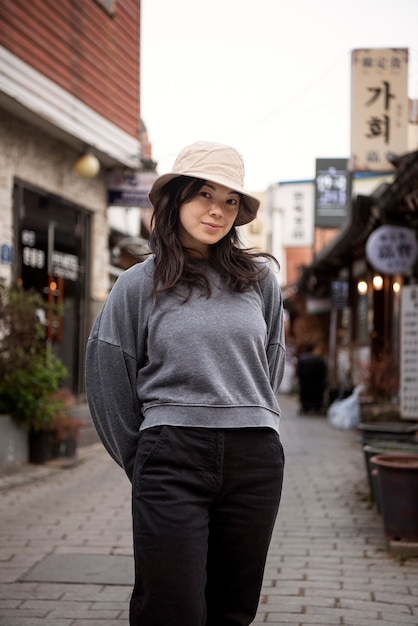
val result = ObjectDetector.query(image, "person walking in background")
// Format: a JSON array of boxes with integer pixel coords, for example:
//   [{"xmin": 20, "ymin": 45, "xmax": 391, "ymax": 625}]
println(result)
[
  {"xmin": 296, "ymin": 342, "xmax": 328, "ymax": 414},
  {"xmin": 85, "ymin": 140, "xmax": 286, "ymax": 626}
]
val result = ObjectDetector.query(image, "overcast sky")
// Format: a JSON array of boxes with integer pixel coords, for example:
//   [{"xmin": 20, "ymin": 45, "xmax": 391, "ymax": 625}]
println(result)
[{"xmin": 140, "ymin": 0, "xmax": 418, "ymax": 191}]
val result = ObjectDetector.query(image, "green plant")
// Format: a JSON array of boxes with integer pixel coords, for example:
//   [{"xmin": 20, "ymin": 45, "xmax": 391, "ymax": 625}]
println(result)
[{"xmin": 0, "ymin": 284, "xmax": 68, "ymax": 432}]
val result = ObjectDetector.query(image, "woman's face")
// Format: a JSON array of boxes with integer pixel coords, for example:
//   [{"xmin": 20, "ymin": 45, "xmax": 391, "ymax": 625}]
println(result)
[{"xmin": 178, "ymin": 181, "xmax": 240, "ymax": 258}]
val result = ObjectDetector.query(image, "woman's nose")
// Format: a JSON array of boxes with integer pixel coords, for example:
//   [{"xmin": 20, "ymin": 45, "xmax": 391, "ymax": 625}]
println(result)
[{"xmin": 209, "ymin": 202, "xmax": 222, "ymax": 216}]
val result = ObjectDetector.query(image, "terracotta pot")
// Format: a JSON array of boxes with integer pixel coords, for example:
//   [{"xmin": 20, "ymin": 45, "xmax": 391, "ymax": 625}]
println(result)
[
  {"xmin": 371, "ymin": 453, "xmax": 418, "ymax": 543},
  {"xmin": 364, "ymin": 441, "xmax": 418, "ymax": 513}
]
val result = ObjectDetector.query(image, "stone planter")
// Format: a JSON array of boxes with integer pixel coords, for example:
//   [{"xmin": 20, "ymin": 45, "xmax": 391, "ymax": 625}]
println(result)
[
  {"xmin": 358, "ymin": 421, "xmax": 418, "ymax": 445},
  {"xmin": 0, "ymin": 414, "xmax": 28, "ymax": 470}
]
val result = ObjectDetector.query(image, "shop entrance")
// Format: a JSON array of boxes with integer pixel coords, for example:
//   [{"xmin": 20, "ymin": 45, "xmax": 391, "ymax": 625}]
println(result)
[{"xmin": 13, "ymin": 181, "xmax": 91, "ymax": 397}]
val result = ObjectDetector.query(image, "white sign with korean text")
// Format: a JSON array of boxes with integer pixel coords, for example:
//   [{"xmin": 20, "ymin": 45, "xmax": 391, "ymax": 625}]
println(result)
[
  {"xmin": 273, "ymin": 181, "xmax": 314, "ymax": 247},
  {"xmin": 351, "ymin": 48, "xmax": 408, "ymax": 171},
  {"xmin": 365, "ymin": 225, "xmax": 417, "ymax": 275},
  {"xmin": 400, "ymin": 285, "xmax": 418, "ymax": 419}
]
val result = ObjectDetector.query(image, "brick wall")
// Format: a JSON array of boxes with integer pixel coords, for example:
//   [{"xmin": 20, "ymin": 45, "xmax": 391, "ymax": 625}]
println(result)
[{"xmin": 0, "ymin": 0, "xmax": 140, "ymax": 139}]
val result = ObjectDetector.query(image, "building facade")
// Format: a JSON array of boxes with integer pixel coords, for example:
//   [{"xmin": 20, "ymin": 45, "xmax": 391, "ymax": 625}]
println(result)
[{"xmin": 0, "ymin": 0, "xmax": 143, "ymax": 397}]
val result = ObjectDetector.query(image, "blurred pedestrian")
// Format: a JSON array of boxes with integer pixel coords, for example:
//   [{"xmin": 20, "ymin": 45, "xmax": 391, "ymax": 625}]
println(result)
[
  {"xmin": 85, "ymin": 140, "xmax": 286, "ymax": 626},
  {"xmin": 296, "ymin": 343, "xmax": 327, "ymax": 414}
]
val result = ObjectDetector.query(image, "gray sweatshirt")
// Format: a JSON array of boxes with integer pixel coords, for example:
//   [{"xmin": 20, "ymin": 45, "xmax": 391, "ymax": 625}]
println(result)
[{"xmin": 85, "ymin": 257, "xmax": 285, "ymax": 480}]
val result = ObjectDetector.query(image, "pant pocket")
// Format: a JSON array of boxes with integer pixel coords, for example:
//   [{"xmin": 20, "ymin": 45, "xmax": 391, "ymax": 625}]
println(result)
[{"xmin": 132, "ymin": 426, "xmax": 166, "ymax": 500}]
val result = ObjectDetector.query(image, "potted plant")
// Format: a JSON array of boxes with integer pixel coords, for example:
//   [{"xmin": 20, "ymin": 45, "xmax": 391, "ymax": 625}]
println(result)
[
  {"xmin": 363, "ymin": 439, "xmax": 418, "ymax": 511},
  {"xmin": 0, "ymin": 284, "xmax": 79, "ymax": 463}
]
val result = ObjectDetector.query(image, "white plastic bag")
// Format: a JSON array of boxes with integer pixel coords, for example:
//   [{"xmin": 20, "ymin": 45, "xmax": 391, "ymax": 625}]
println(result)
[{"xmin": 327, "ymin": 385, "xmax": 365, "ymax": 430}]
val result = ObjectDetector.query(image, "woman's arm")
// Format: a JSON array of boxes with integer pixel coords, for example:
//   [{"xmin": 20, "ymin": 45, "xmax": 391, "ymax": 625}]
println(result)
[{"xmin": 85, "ymin": 265, "xmax": 150, "ymax": 481}]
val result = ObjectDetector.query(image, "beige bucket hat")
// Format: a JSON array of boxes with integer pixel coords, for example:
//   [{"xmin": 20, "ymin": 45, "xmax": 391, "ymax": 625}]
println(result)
[{"xmin": 148, "ymin": 140, "xmax": 260, "ymax": 226}]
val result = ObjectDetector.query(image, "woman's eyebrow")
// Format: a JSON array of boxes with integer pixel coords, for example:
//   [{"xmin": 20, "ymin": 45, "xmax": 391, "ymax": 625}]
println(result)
[{"xmin": 203, "ymin": 182, "xmax": 240, "ymax": 197}]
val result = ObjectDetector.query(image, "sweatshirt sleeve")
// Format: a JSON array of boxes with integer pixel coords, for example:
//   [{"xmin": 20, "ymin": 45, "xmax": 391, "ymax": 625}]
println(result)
[
  {"xmin": 85, "ymin": 268, "xmax": 148, "ymax": 482},
  {"xmin": 261, "ymin": 267, "xmax": 286, "ymax": 394}
]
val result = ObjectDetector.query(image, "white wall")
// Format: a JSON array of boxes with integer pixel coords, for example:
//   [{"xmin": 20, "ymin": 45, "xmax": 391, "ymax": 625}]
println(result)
[{"xmin": 0, "ymin": 110, "xmax": 109, "ymax": 301}]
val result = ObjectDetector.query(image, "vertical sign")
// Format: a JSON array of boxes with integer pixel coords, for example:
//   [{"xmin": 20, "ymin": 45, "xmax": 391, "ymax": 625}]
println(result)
[
  {"xmin": 315, "ymin": 159, "xmax": 351, "ymax": 227},
  {"xmin": 400, "ymin": 285, "xmax": 418, "ymax": 419},
  {"xmin": 351, "ymin": 48, "xmax": 408, "ymax": 171},
  {"xmin": 274, "ymin": 181, "xmax": 314, "ymax": 247},
  {"xmin": 331, "ymin": 280, "xmax": 349, "ymax": 309}
]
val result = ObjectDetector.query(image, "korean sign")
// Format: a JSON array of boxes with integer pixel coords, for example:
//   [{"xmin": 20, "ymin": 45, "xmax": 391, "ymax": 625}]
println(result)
[
  {"xmin": 273, "ymin": 181, "xmax": 314, "ymax": 247},
  {"xmin": 331, "ymin": 280, "xmax": 349, "ymax": 310},
  {"xmin": 315, "ymin": 159, "xmax": 351, "ymax": 228},
  {"xmin": 22, "ymin": 229, "xmax": 80, "ymax": 282},
  {"xmin": 351, "ymin": 48, "xmax": 408, "ymax": 171},
  {"xmin": 400, "ymin": 285, "xmax": 418, "ymax": 419},
  {"xmin": 365, "ymin": 225, "xmax": 417, "ymax": 275}
]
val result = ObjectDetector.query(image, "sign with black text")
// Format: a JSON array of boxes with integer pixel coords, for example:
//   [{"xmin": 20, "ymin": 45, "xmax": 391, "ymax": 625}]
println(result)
[
  {"xmin": 400, "ymin": 285, "xmax": 418, "ymax": 419},
  {"xmin": 351, "ymin": 48, "xmax": 408, "ymax": 171},
  {"xmin": 273, "ymin": 181, "xmax": 314, "ymax": 247},
  {"xmin": 365, "ymin": 225, "xmax": 418, "ymax": 275}
]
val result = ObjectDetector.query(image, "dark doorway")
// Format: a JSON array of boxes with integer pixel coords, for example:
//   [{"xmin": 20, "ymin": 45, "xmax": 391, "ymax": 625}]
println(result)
[{"xmin": 13, "ymin": 181, "xmax": 91, "ymax": 397}]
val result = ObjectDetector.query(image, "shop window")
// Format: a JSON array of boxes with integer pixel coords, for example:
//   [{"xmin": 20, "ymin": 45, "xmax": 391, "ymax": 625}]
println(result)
[{"xmin": 13, "ymin": 181, "xmax": 91, "ymax": 397}]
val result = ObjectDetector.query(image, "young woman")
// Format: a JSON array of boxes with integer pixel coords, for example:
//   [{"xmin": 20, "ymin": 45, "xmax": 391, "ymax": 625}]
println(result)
[{"xmin": 86, "ymin": 140, "xmax": 286, "ymax": 626}]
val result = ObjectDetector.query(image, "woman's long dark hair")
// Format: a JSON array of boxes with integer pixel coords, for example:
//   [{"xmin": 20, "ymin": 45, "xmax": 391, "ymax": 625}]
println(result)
[{"xmin": 148, "ymin": 176, "xmax": 279, "ymax": 299}]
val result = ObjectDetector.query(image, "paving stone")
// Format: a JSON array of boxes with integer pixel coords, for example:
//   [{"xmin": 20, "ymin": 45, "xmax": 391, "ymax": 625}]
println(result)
[
  {"xmin": 1, "ymin": 394, "xmax": 418, "ymax": 624},
  {"xmin": 21, "ymin": 554, "xmax": 133, "ymax": 585}
]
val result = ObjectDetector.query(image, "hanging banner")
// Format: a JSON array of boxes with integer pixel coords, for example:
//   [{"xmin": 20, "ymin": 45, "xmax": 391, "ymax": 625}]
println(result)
[
  {"xmin": 365, "ymin": 225, "xmax": 417, "ymax": 275},
  {"xmin": 351, "ymin": 48, "xmax": 408, "ymax": 172}
]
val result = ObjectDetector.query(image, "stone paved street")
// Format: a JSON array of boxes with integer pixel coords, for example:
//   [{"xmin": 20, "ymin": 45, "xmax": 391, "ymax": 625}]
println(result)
[{"xmin": 1, "ymin": 393, "xmax": 418, "ymax": 625}]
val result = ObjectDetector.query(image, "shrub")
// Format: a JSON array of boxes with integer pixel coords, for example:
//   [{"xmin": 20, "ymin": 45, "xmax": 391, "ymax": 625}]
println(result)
[{"xmin": 0, "ymin": 284, "xmax": 68, "ymax": 431}]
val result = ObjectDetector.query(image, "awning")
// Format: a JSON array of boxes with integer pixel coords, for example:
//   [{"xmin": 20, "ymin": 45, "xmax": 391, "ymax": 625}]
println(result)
[{"xmin": 298, "ymin": 193, "xmax": 381, "ymax": 297}]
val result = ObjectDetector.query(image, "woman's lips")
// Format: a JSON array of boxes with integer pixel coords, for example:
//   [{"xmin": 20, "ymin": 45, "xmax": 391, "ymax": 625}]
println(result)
[{"xmin": 202, "ymin": 222, "xmax": 222, "ymax": 231}]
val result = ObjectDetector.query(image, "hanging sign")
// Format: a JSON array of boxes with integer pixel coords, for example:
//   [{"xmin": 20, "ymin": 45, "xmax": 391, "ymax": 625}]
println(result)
[
  {"xmin": 400, "ymin": 285, "xmax": 418, "ymax": 418},
  {"xmin": 1, "ymin": 243, "xmax": 12, "ymax": 265},
  {"xmin": 350, "ymin": 48, "xmax": 408, "ymax": 171},
  {"xmin": 107, "ymin": 171, "xmax": 158, "ymax": 208},
  {"xmin": 365, "ymin": 225, "xmax": 417, "ymax": 275},
  {"xmin": 331, "ymin": 280, "xmax": 349, "ymax": 309},
  {"xmin": 315, "ymin": 159, "xmax": 351, "ymax": 228}
]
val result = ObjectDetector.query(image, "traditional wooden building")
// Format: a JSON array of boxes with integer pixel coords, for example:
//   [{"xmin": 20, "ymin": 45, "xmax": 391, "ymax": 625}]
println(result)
[{"xmin": 297, "ymin": 151, "xmax": 418, "ymax": 415}]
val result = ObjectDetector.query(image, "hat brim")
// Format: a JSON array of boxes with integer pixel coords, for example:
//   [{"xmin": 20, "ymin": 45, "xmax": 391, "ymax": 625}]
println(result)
[{"xmin": 148, "ymin": 173, "xmax": 260, "ymax": 227}]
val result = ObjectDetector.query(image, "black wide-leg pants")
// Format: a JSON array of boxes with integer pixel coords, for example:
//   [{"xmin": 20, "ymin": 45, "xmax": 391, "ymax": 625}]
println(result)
[{"xmin": 130, "ymin": 426, "xmax": 285, "ymax": 626}]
